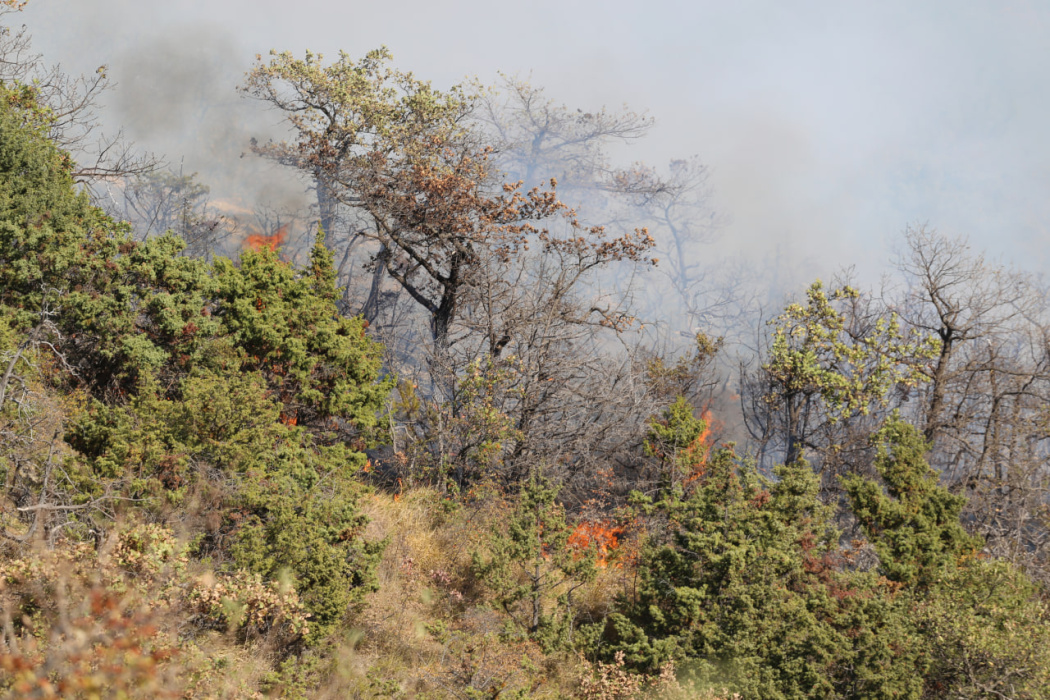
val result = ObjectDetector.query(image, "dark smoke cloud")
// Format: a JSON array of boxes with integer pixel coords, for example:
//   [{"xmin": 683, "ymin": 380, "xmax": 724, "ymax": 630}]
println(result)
[{"xmin": 112, "ymin": 27, "xmax": 239, "ymax": 139}]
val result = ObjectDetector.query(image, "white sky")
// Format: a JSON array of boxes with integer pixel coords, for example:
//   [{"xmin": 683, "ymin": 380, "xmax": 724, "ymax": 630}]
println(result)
[{"xmin": 18, "ymin": 0, "xmax": 1050, "ymax": 285}]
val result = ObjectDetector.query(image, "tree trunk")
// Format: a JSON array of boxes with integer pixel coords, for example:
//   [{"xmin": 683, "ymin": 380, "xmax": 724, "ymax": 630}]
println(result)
[
  {"xmin": 531, "ymin": 559, "xmax": 542, "ymax": 634},
  {"xmin": 925, "ymin": 329, "xmax": 954, "ymax": 444},
  {"xmin": 431, "ymin": 259, "xmax": 463, "ymax": 355},
  {"xmin": 315, "ymin": 173, "xmax": 339, "ymax": 253},
  {"xmin": 360, "ymin": 244, "xmax": 390, "ymax": 324},
  {"xmin": 785, "ymin": 394, "xmax": 803, "ymax": 465}
]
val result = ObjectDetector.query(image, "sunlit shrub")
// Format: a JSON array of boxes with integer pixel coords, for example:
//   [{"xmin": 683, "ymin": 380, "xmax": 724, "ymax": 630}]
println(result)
[
  {"xmin": 189, "ymin": 570, "xmax": 311, "ymax": 641},
  {"xmin": 113, "ymin": 523, "xmax": 187, "ymax": 579}
]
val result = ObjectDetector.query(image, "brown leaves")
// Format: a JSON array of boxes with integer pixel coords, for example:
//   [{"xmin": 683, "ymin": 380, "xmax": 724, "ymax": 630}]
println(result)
[{"xmin": 244, "ymin": 49, "xmax": 654, "ymax": 347}]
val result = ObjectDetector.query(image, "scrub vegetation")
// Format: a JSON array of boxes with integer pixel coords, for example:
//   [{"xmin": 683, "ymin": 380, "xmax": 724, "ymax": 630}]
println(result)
[{"xmin": 1, "ymin": 4, "xmax": 1049, "ymax": 697}]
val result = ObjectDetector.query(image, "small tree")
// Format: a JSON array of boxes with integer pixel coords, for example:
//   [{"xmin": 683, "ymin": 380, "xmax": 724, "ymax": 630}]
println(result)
[
  {"xmin": 643, "ymin": 396, "xmax": 711, "ymax": 490},
  {"xmin": 844, "ymin": 414, "xmax": 1050, "ymax": 697},
  {"xmin": 842, "ymin": 414, "xmax": 981, "ymax": 588},
  {"xmin": 472, "ymin": 473, "xmax": 597, "ymax": 649},
  {"xmin": 754, "ymin": 280, "xmax": 936, "ymax": 466},
  {"xmin": 213, "ymin": 235, "xmax": 392, "ymax": 438}
]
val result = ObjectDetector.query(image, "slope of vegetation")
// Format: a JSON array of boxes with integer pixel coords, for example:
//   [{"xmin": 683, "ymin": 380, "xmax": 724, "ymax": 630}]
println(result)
[{"xmin": 1, "ymin": 5, "xmax": 1050, "ymax": 697}]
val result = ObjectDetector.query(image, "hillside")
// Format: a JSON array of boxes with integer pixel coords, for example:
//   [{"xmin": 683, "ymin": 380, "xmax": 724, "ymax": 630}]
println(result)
[{"xmin": 2, "ymin": 8, "xmax": 1050, "ymax": 698}]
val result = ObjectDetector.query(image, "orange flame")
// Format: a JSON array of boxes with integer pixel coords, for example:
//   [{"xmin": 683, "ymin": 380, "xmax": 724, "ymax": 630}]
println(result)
[
  {"xmin": 568, "ymin": 520, "xmax": 624, "ymax": 567},
  {"xmin": 682, "ymin": 409, "xmax": 713, "ymax": 484},
  {"xmin": 244, "ymin": 224, "xmax": 288, "ymax": 252}
]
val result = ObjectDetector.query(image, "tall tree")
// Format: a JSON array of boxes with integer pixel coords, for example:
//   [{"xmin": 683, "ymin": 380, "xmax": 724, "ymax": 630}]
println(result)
[
  {"xmin": 743, "ymin": 280, "xmax": 935, "ymax": 471},
  {"xmin": 243, "ymin": 49, "xmax": 654, "ymax": 351},
  {"xmin": 891, "ymin": 227, "xmax": 1050, "ymax": 581}
]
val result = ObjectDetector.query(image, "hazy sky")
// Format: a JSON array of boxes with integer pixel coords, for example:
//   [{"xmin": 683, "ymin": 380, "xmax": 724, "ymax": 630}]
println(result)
[{"xmin": 17, "ymin": 0, "xmax": 1050, "ymax": 284}]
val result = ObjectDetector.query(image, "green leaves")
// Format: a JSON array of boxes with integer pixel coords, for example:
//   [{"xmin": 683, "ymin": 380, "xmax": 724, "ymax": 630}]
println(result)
[
  {"xmin": 764, "ymin": 281, "xmax": 936, "ymax": 426},
  {"xmin": 917, "ymin": 559, "xmax": 1050, "ymax": 698},
  {"xmin": 472, "ymin": 474, "xmax": 597, "ymax": 650},
  {"xmin": 644, "ymin": 396, "xmax": 710, "ymax": 487},
  {"xmin": 0, "ymin": 85, "xmax": 109, "ymax": 330},
  {"xmin": 605, "ymin": 411, "xmax": 1050, "ymax": 697},
  {"xmin": 228, "ymin": 432, "xmax": 383, "ymax": 642},
  {"xmin": 601, "ymin": 449, "xmax": 923, "ymax": 698},
  {"xmin": 69, "ymin": 368, "xmax": 384, "ymax": 642},
  {"xmin": 842, "ymin": 414, "xmax": 980, "ymax": 588},
  {"xmin": 213, "ymin": 241, "xmax": 391, "ymax": 432},
  {"xmin": 841, "ymin": 416, "xmax": 1050, "ymax": 697},
  {"xmin": 244, "ymin": 47, "xmax": 470, "ymax": 164},
  {"xmin": 0, "ymin": 92, "xmax": 392, "ymax": 646}
]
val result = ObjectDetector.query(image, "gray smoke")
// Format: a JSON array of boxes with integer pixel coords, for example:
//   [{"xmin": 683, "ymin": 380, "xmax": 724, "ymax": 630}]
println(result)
[
  {"xmin": 18, "ymin": 0, "xmax": 1050, "ymax": 289},
  {"xmin": 20, "ymin": 3, "xmax": 309, "ymax": 239}
]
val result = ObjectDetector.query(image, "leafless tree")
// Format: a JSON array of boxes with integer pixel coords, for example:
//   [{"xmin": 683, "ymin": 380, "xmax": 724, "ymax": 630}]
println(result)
[
  {"xmin": 891, "ymin": 226, "xmax": 1036, "ymax": 443},
  {"xmin": 98, "ymin": 167, "xmax": 235, "ymax": 257},
  {"xmin": 244, "ymin": 51, "xmax": 656, "ymax": 357},
  {"xmin": 476, "ymin": 74, "xmax": 653, "ymax": 193},
  {"xmin": 0, "ymin": 6, "xmax": 158, "ymax": 191},
  {"xmin": 889, "ymin": 226, "xmax": 1050, "ymax": 580},
  {"xmin": 477, "ymin": 78, "xmax": 727, "ymax": 338}
]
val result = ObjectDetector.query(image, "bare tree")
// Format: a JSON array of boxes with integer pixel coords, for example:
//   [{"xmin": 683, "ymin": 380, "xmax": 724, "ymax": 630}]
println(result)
[
  {"xmin": 476, "ymin": 74, "xmax": 654, "ymax": 193},
  {"xmin": 379, "ymin": 223, "xmax": 667, "ymax": 494},
  {"xmin": 0, "ymin": 5, "xmax": 158, "ymax": 190},
  {"xmin": 245, "ymin": 50, "xmax": 744, "ymax": 509},
  {"xmin": 891, "ymin": 226, "xmax": 1035, "ymax": 445},
  {"xmin": 890, "ymin": 226, "xmax": 1050, "ymax": 580},
  {"xmin": 477, "ymin": 77, "xmax": 731, "ymax": 348},
  {"xmin": 99, "ymin": 167, "xmax": 234, "ymax": 257}
]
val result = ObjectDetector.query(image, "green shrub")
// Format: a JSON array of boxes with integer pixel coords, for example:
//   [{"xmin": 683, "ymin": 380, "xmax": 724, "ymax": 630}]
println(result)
[
  {"xmin": 472, "ymin": 474, "xmax": 597, "ymax": 651},
  {"xmin": 597, "ymin": 450, "xmax": 922, "ymax": 698}
]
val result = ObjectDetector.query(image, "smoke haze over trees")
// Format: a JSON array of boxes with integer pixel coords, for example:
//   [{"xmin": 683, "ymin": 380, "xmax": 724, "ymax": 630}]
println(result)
[
  {"xmin": 3, "ymin": 2, "xmax": 1050, "ymax": 697},
  {"xmin": 18, "ymin": 0, "xmax": 1050, "ymax": 282}
]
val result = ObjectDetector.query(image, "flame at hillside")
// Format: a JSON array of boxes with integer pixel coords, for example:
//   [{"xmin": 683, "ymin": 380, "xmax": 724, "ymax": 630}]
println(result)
[
  {"xmin": 679, "ymin": 408, "xmax": 715, "ymax": 489},
  {"xmin": 568, "ymin": 520, "xmax": 624, "ymax": 568},
  {"xmin": 243, "ymin": 224, "xmax": 288, "ymax": 252}
]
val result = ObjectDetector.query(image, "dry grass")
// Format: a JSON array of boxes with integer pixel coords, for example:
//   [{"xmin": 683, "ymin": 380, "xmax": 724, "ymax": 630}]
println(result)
[
  {"xmin": 311, "ymin": 487, "xmax": 626, "ymax": 698},
  {"xmin": 322, "ymin": 488, "xmax": 550, "ymax": 697},
  {"xmin": 0, "ymin": 488, "xmax": 663, "ymax": 698}
]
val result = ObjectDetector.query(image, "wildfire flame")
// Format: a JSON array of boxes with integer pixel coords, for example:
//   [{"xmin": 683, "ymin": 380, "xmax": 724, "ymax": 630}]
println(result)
[
  {"xmin": 568, "ymin": 520, "xmax": 624, "ymax": 567},
  {"xmin": 683, "ymin": 409, "xmax": 714, "ymax": 484},
  {"xmin": 243, "ymin": 224, "xmax": 288, "ymax": 252}
]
